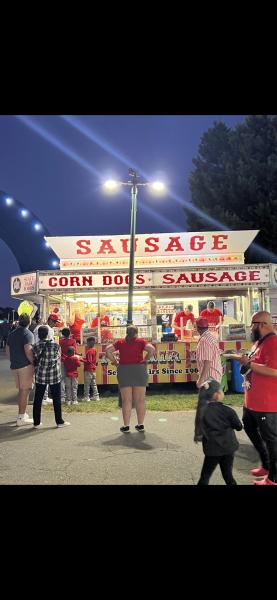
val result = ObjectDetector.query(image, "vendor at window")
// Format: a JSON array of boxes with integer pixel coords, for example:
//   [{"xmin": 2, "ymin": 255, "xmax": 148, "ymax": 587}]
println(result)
[
  {"xmin": 49, "ymin": 307, "xmax": 64, "ymax": 328},
  {"xmin": 100, "ymin": 321, "xmax": 113, "ymax": 342},
  {"xmin": 91, "ymin": 312, "xmax": 110, "ymax": 330},
  {"xmin": 200, "ymin": 301, "xmax": 223, "ymax": 328},
  {"xmin": 173, "ymin": 304, "xmax": 195, "ymax": 338},
  {"xmin": 69, "ymin": 310, "xmax": 85, "ymax": 344}
]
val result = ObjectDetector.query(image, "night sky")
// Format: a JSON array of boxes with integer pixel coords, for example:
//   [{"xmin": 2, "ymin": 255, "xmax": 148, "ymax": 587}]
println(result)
[{"xmin": 0, "ymin": 115, "xmax": 245, "ymax": 308}]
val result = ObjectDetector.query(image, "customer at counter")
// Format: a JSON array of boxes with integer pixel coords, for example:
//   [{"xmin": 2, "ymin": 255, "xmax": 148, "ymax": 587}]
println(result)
[
  {"xmin": 106, "ymin": 326, "xmax": 155, "ymax": 434},
  {"xmin": 173, "ymin": 304, "xmax": 195, "ymax": 338},
  {"xmin": 200, "ymin": 301, "xmax": 223, "ymax": 328}
]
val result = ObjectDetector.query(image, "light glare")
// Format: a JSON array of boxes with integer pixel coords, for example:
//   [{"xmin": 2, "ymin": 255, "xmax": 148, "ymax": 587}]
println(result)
[
  {"xmin": 103, "ymin": 180, "xmax": 120, "ymax": 191},
  {"xmin": 150, "ymin": 181, "xmax": 165, "ymax": 192}
]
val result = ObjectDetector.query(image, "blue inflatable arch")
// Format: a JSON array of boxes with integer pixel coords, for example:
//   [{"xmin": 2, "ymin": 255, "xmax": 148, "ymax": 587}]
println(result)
[{"xmin": 0, "ymin": 190, "xmax": 58, "ymax": 273}]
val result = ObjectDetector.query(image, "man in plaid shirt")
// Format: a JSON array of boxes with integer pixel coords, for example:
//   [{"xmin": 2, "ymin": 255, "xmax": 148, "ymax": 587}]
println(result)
[{"xmin": 32, "ymin": 326, "xmax": 70, "ymax": 428}]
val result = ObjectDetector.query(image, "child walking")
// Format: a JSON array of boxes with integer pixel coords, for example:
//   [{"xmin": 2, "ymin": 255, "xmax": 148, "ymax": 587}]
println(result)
[
  {"xmin": 83, "ymin": 337, "xmax": 100, "ymax": 401},
  {"xmin": 64, "ymin": 346, "xmax": 81, "ymax": 405},
  {"xmin": 197, "ymin": 379, "xmax": 243, "ymax": 485}
]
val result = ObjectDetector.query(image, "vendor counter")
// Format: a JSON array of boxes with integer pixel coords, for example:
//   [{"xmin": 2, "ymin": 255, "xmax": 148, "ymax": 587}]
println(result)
[{"xmin": 76, "ymin": 340, "xmax": 252, "ymax": 386}]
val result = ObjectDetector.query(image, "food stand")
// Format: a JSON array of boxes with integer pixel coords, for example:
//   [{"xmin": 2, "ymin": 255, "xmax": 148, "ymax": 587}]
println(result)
[{"xmin": 10, "ymin": 230, "xmax": 277, "ymax": 387}]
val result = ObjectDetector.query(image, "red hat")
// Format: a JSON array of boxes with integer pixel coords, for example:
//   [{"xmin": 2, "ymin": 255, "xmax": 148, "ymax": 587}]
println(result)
[{"xmin": 196, "ymin": 317, "xmax": 209, "ymax": 328}]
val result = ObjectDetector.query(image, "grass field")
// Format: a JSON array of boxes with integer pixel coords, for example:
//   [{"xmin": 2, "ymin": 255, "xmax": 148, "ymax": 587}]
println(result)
[{"xmin": 43, "ymin": 390, "xmax": 244, "ymax": 413}]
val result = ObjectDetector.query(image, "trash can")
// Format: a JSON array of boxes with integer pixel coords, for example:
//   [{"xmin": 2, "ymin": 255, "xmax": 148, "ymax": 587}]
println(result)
[
  {"xmin": 231, "ymin": 360, "xmax": 244, "ymax": 393},
  {"xmin": 220, "ymin": 355, "xmax": 228, "ymax": 393}
]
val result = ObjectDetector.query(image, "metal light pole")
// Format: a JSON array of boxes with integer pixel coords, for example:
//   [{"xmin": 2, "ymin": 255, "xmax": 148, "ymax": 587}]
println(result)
[
  {"xmin": 127, "ymin": 169, "xmax": 138, "ymax": 325},
  {"xmin": 103, "ymin": 171, "xmax": 165, "ymax": 327}
]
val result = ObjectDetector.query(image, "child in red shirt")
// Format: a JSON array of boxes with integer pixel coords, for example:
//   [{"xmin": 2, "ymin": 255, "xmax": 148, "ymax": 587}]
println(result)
[
  {"xmin": 64, "ymin": 347, "xmax": 81, "ymax": 405},
  {"xmin": 83, "ymin": 337, "xmax": 99, "ymax": 401},
  {"xmin": 59, "ymin": 328, "xmax": 77, "ymax": 402}
]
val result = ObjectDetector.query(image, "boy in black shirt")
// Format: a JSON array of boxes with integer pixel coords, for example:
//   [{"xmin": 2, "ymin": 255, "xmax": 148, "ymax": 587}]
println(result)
[{"xmin": 197, "ymin": 379, "xmax": 243, "ymax": 485}]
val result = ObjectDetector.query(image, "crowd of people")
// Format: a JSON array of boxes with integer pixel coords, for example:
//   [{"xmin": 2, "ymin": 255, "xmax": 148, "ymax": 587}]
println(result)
[
  {"xmin": 6, "ymin": 313, "xmax": 101, "ymax": 428},
  {"xmin": 4, "ymin": 308, "xmax": 277, "ymax": 486},
  {"xmin": 193, "ymin": 311, "xmax": 277, "ymax": 486}
]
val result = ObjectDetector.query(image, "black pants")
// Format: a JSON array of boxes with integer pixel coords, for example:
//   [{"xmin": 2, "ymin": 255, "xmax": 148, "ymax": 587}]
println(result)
[
  {"xmin": 197, "ymin": 454, "xmax": 237, "ymax": 485},
  {"xmin": 243, "ymin": 407, "xmax": 277, "ymax": 482},
  {"xmin": 33, "ymin": 382, "xmax": 64, "ymax": 426},
  {"xmin": 194, "ymin": 385, "xmax": 211, "ymax": 441}
]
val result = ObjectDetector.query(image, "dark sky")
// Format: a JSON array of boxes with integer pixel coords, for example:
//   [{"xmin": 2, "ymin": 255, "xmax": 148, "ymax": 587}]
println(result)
[{"xmin": 0, "ymin": 115, "xmax": 245, "ymax": 308}]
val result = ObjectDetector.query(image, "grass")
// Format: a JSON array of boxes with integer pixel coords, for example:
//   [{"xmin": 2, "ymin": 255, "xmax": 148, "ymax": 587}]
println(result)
[{"xmin": 43, "ymin": 392, "xmax": 244, "ymax": 413}]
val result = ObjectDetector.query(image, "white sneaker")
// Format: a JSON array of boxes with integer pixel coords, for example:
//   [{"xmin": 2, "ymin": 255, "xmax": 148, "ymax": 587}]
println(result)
[
  {"xmin": 83, "ymin": 398, "xmax": 91, "ymax": 402},
  {"xmin": 42, "ymin": 398, "xmax": 53, "ymax": 405},
  {"xmin": 72, "ymin": 400, "xmax": 78, "ymax": 405},
  {"xmin": 16, "ymin": 416, "xmax": 34, "ymax": 426},
  {"xmin": 92, "ymin": 396, "xmax": 100, "ymax": 401},
  {"xmin": 33, "ymin": 423, "xmax": 43, "ymax": 429},
  {"xmin": 56, "ymin": 421, "xmax": 71, "ymax": 428},
  {"xmin": 67, "ymin": 401, "xmax": 72, "ymax": 406}
]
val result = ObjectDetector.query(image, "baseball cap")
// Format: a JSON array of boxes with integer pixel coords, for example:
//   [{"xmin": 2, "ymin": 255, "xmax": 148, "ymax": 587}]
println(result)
[{"xmin": 196, "ymin": 317, "xmax": 209, "ymax": 328}]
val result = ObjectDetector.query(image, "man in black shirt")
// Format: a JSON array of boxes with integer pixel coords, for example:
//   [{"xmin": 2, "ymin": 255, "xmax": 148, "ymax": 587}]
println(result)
[
  {"xmin": 6, "ymin": 313, "xmax": 34, "ymax": 426},
  {"xmin": 197, "ymin": 379, "xmax": 243, "ymax": 485}
]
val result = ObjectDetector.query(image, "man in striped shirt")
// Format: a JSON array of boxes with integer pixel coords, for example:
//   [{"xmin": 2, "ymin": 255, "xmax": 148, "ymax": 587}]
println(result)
[{"xmin": 194, "ymin": 317, "xmax": 222, "ymax": 442}]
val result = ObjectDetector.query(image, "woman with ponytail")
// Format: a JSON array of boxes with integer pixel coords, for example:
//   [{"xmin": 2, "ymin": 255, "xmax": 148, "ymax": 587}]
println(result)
[{"xmin": 106, "ymin": 326, "xmax": 154, "ymax": 433}]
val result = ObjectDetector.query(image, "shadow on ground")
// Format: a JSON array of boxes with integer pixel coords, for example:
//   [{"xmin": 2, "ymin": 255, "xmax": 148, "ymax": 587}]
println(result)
[
  {"xmin": 79, "ymin": 432, "xmax": 180, "ymax": 452},
  {"xmin": 236, "ymin": 443, "xmax": 259, "ymax": 463},
  {"xmin": 0, "ymin": 422, "xmax": 58, "ymax": 442}
]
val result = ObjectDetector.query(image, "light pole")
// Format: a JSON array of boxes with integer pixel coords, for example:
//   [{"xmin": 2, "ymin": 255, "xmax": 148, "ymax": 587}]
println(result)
[
  {"xmin": 127, "ymin": 169, "xmax": 138, "ymax": 325},
  {"xmin": 103, "ymin": 170, "xmax": 165, "ymax": 325}
]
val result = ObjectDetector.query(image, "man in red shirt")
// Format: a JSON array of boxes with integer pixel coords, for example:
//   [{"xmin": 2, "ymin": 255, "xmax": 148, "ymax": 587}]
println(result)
[
  {"xmin": 83, "ymin": 336, "xmax": 99, "ymax": 402},
  {"xmin": 64, "ymin": 347, "xmax": 81, "ymax": 405},
  {"xmin": 49, "ymin": 308, "xmax": 64, "ymax": 328},
  {"xmin": 91, "ymin": 313, "xmax": 110, "ymax": 329},
  {"xmin": 173, "ymin": 304, "xmax": 195, "ymax": 338},
  {"xmin": 237, "ymin": 311, "xmax": 277, "ymax": 485},
  {"xmin": 200, "ymin": 301, "xmax": 223, "ymax": 327},
  {"xmin": 100, "ymin": 322, "xmax": 113, "ymax": 342}
]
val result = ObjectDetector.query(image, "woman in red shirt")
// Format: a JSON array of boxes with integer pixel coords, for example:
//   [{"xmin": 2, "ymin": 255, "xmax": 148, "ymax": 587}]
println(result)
[
  {"xmin": 106, "ymin": 326, "xmax": 155, "ymax": 433},
  {"xmin": 69, "ymin": 311, "xmax": 85, "ymax": 344}
]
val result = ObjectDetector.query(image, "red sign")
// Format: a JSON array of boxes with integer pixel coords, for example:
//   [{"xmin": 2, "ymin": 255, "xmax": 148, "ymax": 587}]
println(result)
[
  {"xmin": 38, "ymin": 265, "xmax": 270, "ymax": 291},
  {"xmin": 45, "ymin": 230, "xmax": 259, "ymax": 265}
]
